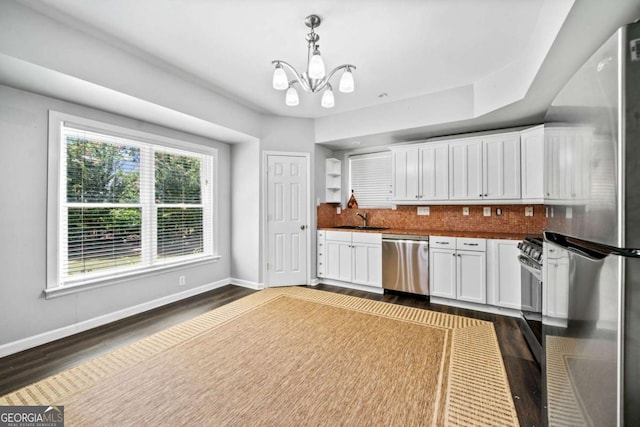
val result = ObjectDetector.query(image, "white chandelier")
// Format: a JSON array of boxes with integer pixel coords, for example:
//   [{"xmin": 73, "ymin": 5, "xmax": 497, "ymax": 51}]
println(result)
[{"xmin": 271, "ymin": 14, "xmax": 356, "ymax": 108}]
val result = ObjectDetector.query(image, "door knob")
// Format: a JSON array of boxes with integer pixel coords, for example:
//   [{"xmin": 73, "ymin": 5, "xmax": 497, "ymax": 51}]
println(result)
[{"xmin": 300, "ymin": 225, "xmax": 306, "ymax": 230}]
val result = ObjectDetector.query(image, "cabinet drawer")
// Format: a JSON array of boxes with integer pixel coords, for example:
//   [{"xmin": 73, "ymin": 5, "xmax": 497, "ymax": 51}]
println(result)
[
  {"xmin": 456, "ymin": 237, "xmax": 486, "ymax": 251},
  {"xmin": 352, "ymin": 232, "xmax": 381, "ymax": 244},
  {"xmin": 430, "ymin": 236, "xmax": 456, "ymax": 249},
  {"xmin": 325, "ymin": 230, "xmax": 352, "ymax": 242}
]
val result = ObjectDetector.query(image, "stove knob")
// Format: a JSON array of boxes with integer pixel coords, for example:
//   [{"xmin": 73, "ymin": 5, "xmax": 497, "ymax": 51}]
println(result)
[{"xmin": 532, "ymin": 250, "xmax": 541, "ymax": 260}]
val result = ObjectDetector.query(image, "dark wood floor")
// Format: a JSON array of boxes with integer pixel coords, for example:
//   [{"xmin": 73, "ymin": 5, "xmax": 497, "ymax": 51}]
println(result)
[{"xmin": 0, "ymin": 284, "xmax": 540, "ymax": 426}]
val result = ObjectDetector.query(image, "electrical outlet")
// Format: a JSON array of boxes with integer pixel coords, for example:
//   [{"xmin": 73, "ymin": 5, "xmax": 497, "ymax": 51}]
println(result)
[
  {"xmin": 336, "ymin": 206, "xmax": 341, "ymax": 214},
  {"xmin": 417, "ymin": 206, "xmax": 430, "ymax": 216},
  {"xmin": 462, "ymin": 207, "xmax": 469, "ymax": 216},
  {"xmin": 525, "ymin": 206, "xmax": 534, "ymax": 217},
  {"xmin": 179, "ymin": 275, "xmax": 186, "ymax": 286},
  {"xmin": 483, "ymin": 207, "xmax": 491, "ymax": 217},
  {"xmin": 496, "ymin": 208, "xmax": 503, "ymax": 216},
  {"xmin": 566, "ymin": 207, "xmax": 573, "ymax": 219}
]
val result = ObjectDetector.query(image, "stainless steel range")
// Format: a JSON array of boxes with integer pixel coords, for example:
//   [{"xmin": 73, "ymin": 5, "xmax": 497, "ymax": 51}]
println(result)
[{"xmin": 517, "ymin": 236, "xmax": 543, "ymax": 364}]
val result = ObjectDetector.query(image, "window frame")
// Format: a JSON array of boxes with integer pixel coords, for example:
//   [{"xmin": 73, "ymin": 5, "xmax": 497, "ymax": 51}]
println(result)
[{"xmin": 46, "ymin": 111, "xmax": 219, "ymax": 298}]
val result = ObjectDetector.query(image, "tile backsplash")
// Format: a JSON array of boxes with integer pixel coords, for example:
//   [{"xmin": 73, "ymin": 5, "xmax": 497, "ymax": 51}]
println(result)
[{"xmin": 317, "ymin": 203, "xmax": 546, "ymax": 235}]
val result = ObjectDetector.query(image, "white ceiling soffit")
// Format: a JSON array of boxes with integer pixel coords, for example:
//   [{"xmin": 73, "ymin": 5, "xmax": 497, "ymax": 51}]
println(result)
[
  {"xmin": 0, "ymin": 53, "xmax": 258, "ymax": 145},
  {"xmin": 15, "ymin": 0, "xmax": 567, "ymax": 120}
]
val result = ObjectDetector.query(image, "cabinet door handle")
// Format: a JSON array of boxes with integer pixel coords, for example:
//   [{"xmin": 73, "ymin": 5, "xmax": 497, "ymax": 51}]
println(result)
[
  {"xmin": 458, "ymin": 254, "xmax": 462, "ymax": 257},
  {"xmin": 484, "ymin": 194, "xmax": 488, "ymax": 197},
  {"xmin": 479, "ymin": 194, "xmax": 482, "ymax": 197},
  {"xmin": 463, "ymin": 243, "xmax": 479, "ymax": 246},
  {"xmin": 452, "ymin": 253, "xmax": 456, "ymax": 257},
  {"xmin": 436, "ymin": 241, "xmax": 449, "ymax": 245}
]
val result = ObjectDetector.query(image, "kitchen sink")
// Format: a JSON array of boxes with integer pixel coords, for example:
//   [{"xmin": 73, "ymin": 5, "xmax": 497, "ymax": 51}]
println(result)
[{"xmin": 333, "ymin": 225, "xmax": 388, "ymax": 231}]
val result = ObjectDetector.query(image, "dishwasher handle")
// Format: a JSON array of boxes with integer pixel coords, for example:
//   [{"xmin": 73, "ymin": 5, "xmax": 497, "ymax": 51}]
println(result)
[{"xmin": 382, "ymin": 239, "xmax": 429, "ymax": 247}]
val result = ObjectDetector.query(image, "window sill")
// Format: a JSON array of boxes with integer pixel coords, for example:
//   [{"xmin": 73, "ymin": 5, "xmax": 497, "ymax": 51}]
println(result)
[{"xmin": 44, "ymin": 255, "xmax": 221, "ymax": 299}]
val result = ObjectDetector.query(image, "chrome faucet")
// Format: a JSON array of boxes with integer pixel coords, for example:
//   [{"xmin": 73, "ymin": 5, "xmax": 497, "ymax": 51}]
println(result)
[{"xmin": 357, "ymin": 211, "xmax": 367, "ymax": 227}]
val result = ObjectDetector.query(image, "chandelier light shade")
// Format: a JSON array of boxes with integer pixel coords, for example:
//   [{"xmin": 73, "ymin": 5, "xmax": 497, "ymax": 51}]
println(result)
[
  {"xmin": 272, "ymin": 64, "xmax": 288, "ymax": 90},
  {"xmin": 271, "ymin": 14, "xmax": 356, "ymax": 108},
  {"xmin": 339, "ymin": 67, "xmax": 354, "ymax": 93},
  {"xmin": 321, "ymin": 85, "xmax": 335, "ymax": 108},
  {"xmin": 308, "ymin": 47, "xmax": 326, "ymax": 79},
  {"xmin": 285, "ymin": 86, "xmax": 300, "ymax": 106}
]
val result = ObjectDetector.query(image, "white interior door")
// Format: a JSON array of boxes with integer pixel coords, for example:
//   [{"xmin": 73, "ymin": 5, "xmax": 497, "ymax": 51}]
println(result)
[{"xmin": 266, "ymin": 154, "xmax": 308, "ymax": 286}]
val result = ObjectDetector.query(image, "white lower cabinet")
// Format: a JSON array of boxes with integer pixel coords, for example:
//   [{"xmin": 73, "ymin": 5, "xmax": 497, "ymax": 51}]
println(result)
[
  {"xmin": 430, "ymin": 237, "xmax": 486, "ymax": 304},
  {"xmin": 430, "ymin": 247, "xmax": 457, "ymax": 299},
  {"xmin": 317, "ymin": 231, "xmax": 326, "ymax": 278},
  {"xmin": 486, "ymin": 239, "xmax": 522, "ymax": 309},
  {"xmin": 322, "ymin": 231, "xmax": 382, "ymax": 288},
  {"xmin": 543, "ymin": 244, "xmax": 569, "ymax": 320}
]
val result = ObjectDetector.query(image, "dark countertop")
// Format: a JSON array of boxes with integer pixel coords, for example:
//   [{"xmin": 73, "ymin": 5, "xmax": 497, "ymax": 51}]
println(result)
[{"xmin": 319, "ymin": 227, "xmax": 537, "ymax": 241}]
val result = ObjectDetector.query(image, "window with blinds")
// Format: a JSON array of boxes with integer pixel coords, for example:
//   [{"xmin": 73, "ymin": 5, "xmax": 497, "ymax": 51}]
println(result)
[
  {"xmin": 56, "ymin": 123, "xmax": 215, "ymax": 286},
  {"xmin": 349, "ymin": 152, "xmax": 393, "ymax": 208}
]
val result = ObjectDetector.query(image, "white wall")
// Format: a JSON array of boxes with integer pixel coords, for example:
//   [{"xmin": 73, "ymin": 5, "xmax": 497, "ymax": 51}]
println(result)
[
  {"xmin": 230, "ymin": 142, "xmax": 261, "ymax": 286},
  {"xmin": 259, "ymin": 115, "xmax": 319, "ymax": 281},
  {"xmin": 0, "ymin": 85, "xmax": 232, "ymax": 352}
]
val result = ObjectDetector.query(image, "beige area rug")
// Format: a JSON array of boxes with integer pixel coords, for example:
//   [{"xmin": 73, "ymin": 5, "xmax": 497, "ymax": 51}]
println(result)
[
  {"xmin": 1, "ymin": 287, "xmax": 519, "ymax": 426},
  {"xmin": 545, "ymin": 335, "xmax": 617, "ymax": 427}
]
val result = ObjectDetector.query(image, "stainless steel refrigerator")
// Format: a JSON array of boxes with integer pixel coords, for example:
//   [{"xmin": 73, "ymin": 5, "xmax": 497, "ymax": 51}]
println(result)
[{"xmin": 542, "ymin": 21, "xmax": 640, "ymax": 426}]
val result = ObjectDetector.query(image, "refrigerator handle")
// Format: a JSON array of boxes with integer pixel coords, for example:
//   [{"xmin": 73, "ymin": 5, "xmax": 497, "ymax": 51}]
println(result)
[{"xmin": 544, "ymin": 231, "xmax": 640, "ymax": 259}]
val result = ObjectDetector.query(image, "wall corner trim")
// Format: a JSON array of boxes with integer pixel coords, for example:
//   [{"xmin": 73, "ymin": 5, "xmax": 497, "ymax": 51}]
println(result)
[{"xmin": 229, "ymin": 278, "xmax": 264, "ymax": 290}]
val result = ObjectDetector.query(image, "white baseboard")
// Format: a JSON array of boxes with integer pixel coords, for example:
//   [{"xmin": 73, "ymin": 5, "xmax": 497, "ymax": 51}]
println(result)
[
  {"xmin": 318, "ymin": 279, "xmax": 384, "ymax": 295},
  {"xmin": 430, "ymin": 296, "xmax": 521, "ymax": 318},
  {"xmin": 229, "ymin": 278, "xmax": 264, "ymax": 290},
  {"xmin": 309, "ymin": 278, "xmax": 321, "ymax": 286},
  {"xmin": 0, "ymin": 278, "xmax": 231, "ymax": 358}
]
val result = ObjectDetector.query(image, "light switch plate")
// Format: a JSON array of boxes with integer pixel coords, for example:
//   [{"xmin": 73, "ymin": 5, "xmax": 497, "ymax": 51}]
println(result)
[
  {"xmin": 483, "ymin": 207, "xmax": 491, "ymax": 217},
  {"xmin": 336, "ymin": 206, "xmax": 341, "ymax": 214},
  {"xmin": 525, "ymin": 206, "xmax": 534, "ymax": 217},
  {"xmin": 462, "ymin": 207, "xmax": 470, "ymax": 216},
  {"xmin": 417, "ymin": 206, "xmax": 430, "ymax": 216}
]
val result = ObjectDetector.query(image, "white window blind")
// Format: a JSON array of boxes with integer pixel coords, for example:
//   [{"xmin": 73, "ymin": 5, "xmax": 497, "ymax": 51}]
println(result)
[
  {"xmin": 349, "ymin": 152, "xmax": 393, "ymax": 208},
  {"xmin": 58, "ymin": 125, "xmax": 214, "ymax": 286}
]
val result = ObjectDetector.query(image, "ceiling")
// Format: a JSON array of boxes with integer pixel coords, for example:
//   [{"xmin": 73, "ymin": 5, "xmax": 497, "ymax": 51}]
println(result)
[{"xmin": 8, "ymin": 0, "xmax": 640, "ymax": 147}]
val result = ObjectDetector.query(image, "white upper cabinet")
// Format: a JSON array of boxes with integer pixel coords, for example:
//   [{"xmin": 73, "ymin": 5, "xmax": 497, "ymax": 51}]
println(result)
[
  {"xmin": 391, "ymin": 143, "xmax": 448, "ymax": 202},
  {"xmin": 419, "ymin": 143, "xmax": 449, "ymax": 200},
  {"xmin": 544, "ymin": 127, "xmax": 592, "ymax": 203},
  {"xmin": 483, "ymin": 134, "xmax": 521, "ymax": 199},
  {"xmin": 449, "ymin": 138, "xmax": 483, "ymax": 200},
  {"xmin": 389, "ymin": 127, "xmax": 550, "ymax": 204},
  {"xmin": 520, "ymin": 126, "xmax": 545, "ymax": 202},
  {"xmin": 391, "ymin": 147, "xmax": 421, "ymax": 201},
  {"xmin": 449, "ymin": 134, "xmax": 521, "ymax": 201}
]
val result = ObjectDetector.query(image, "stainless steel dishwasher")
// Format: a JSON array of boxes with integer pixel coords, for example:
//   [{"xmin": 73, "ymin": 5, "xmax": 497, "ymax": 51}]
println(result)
[{"xmin": 381, "ymin": 234, "xmax": 429, "ymax": 296}]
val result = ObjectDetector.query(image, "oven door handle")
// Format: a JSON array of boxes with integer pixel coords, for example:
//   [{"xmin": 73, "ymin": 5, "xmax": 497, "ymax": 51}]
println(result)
[{"xmin": 518, "ymin": 256, "xmax": 542, "ymax": 280}]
